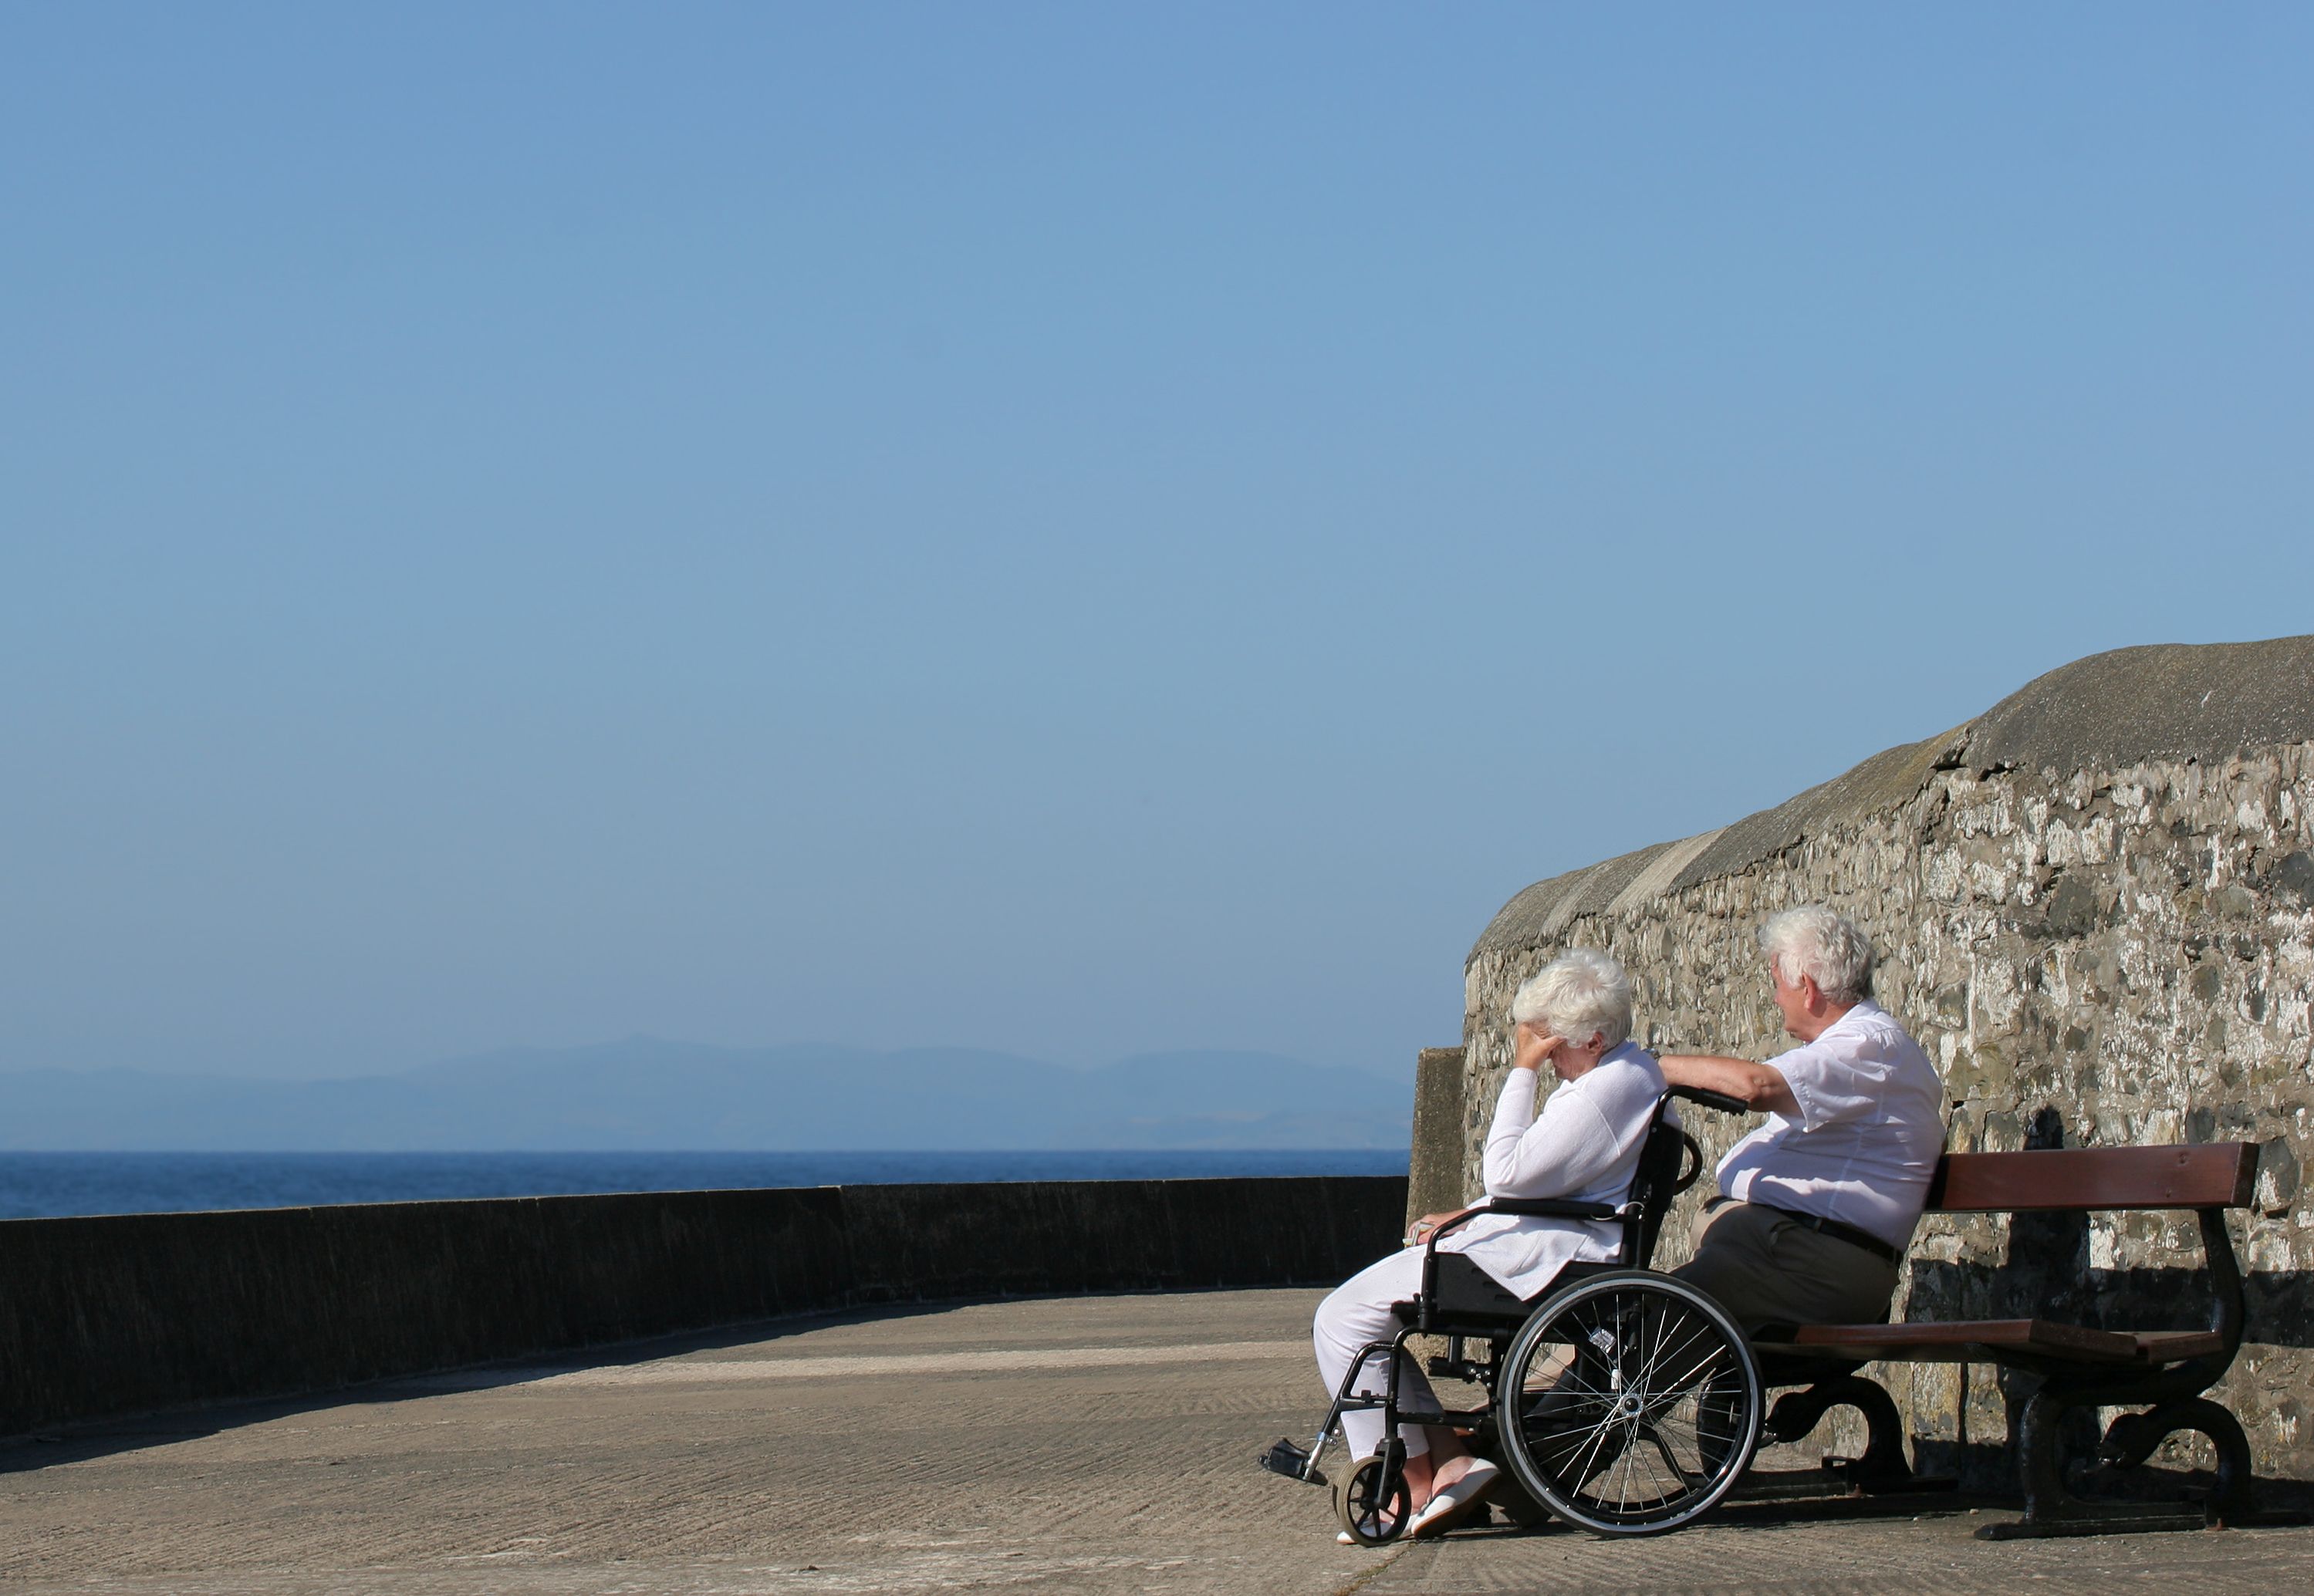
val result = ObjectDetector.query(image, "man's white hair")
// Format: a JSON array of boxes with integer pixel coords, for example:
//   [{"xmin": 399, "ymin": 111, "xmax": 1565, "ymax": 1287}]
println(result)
[
  {"xmin": 1758, "ymin": 904, "xmax": 1874, "ymax": 1004},
  {"xmin": 1509, "ymin": 948, "xmax": 1633, "ymax": 1050}
]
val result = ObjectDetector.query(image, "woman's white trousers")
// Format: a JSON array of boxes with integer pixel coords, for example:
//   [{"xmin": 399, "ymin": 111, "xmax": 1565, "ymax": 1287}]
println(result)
[{"xmin": 1311, "ymin": 1247, "xmax": 1442, "ymax": 1460}]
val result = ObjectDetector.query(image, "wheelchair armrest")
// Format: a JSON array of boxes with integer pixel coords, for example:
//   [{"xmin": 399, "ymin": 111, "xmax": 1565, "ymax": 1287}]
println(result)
[
  {"xmin": 1669, "ymin": 1085, "xmax": 1751, "ymax": 1116},
  {"xmin": 1420, "ymin": 1196, "xmax": 1626, "ymax": 1253},
  {"xmin": 1477, "ymin": 1197, "xmax": 1622, "ymax": 1221}
]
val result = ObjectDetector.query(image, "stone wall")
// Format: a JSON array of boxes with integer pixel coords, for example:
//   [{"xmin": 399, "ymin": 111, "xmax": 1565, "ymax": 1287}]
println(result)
[{"xmin": 1440, "ymin": 637, "xmax": 2314, "ymax": 1483}]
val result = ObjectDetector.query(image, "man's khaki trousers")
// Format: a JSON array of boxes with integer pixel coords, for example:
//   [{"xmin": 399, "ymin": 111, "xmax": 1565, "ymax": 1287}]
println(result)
[{"xmin": 1668, "ymin": 1198, "xmax": 1899, "ymax": 1330}]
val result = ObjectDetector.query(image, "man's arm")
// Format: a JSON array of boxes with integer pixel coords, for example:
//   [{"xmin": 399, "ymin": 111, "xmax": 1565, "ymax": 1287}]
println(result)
[{"xmin": 1659, "ymin": 1053, "xmax": 1797, "ymax": 1116}]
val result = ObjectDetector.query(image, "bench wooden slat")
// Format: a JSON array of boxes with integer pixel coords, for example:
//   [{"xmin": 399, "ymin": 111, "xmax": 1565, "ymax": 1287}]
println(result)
[
  {"xmin": 1927, "ymin": 1142, "xmax": 2257, "ymax": 1213},
  {"xmin": 1781, "ymin": 1320, "xmax": 2227, "ymax": 1366},
  {"xmin": 2131, "ymin": 1329, "xmax": 2229, "ymax": 1361}
]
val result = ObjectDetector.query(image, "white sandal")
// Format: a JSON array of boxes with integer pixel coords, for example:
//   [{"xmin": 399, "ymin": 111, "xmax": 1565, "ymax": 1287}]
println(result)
[{"xmin": 1406, "ymin": 1459, "xmax": 1500, "ymax": 1539}]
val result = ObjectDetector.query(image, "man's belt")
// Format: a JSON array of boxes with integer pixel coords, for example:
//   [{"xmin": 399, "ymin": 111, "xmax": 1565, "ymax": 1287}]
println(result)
[{"xmin": 1753, "ymin": 1203, "xmax": 1903, "ymax": 1265}]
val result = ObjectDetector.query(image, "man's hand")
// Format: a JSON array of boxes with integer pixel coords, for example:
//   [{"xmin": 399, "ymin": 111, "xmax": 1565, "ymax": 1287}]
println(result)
[
  {"xmin": 1659, "ymin": 1053, "xmax": 1797, "ymax": 1115},
  {"xmin": 1512, "ymin": 1022, "xmax": 1565, "ymax": 1074}
]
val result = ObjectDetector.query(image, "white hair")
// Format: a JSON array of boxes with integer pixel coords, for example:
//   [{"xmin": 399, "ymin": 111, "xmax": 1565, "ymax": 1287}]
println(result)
[
  {"xmin": 1509, "ymin": 948, "xmax": 1633, "ymax": 1050},
  {"xmin": 1758, "ymin": 904, "xmax": 1874, "ymax": 1004}
]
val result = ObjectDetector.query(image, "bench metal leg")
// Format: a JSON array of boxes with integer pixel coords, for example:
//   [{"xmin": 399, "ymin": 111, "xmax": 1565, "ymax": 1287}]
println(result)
[
  {"xmin": 2096, "ymin": 1396, "xmax": 2255, "ymax": 1515},
  {"xmin": 1762, "ymin": 1375, "xmax": 1937, "ymax": 1494},
  {"xmin": 1734, "ymin": 1374, "xmax": 1954, "ymax": 1500},
  {"xmin": 1981, "ymin": 1388, "xmax": 2261, "ymax": 1539}
]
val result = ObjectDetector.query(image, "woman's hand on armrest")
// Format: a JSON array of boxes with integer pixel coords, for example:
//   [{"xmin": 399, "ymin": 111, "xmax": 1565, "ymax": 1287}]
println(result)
[
  {"xmin": 1404, "ymin": 1207, "xmax": 1478, "ymax": 1246},
  {"xmin": 1660, "ymin": 1054, "xmax": 1796, "ymax": 1115}
]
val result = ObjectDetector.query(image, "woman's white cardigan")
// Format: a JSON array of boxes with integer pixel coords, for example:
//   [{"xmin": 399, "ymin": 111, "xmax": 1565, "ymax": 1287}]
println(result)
[{"xmin": 1437, "ymin": 1041, "xmax": 1668, "ymax": 1300}]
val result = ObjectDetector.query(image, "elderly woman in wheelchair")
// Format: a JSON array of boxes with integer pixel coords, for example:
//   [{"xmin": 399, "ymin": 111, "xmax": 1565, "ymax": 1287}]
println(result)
[{"xmin": 1264, "ymin": 948, "xmax": 1761, "ymax": 1546}]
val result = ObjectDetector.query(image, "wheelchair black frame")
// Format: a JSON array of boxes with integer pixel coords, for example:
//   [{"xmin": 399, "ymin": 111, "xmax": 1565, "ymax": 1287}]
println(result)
[{"xmin": 1285, "ymin": 1085, "xmax": 1724, "ymax": 1508}]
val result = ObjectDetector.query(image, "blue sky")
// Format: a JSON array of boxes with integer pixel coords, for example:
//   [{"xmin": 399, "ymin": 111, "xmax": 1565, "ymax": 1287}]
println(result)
[{"xmin": 4, "ymin": 5, "xmax": 2309, "ymax": 1082}]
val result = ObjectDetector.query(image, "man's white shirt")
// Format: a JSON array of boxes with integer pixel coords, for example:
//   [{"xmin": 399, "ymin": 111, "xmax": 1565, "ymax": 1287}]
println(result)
[{"xmin": 1714, "ymin": 1000, "xmax": 1945, "ymax": 1250}]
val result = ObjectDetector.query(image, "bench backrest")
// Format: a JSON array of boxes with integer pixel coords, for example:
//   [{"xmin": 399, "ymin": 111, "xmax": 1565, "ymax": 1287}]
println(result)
[{"xmin": 1926, "ymin": 1142, "xmax": 2258, "ymax": 1213}]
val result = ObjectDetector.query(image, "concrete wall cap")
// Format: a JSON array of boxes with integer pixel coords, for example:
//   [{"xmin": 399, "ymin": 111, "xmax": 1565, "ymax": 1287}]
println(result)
[{"xmin": 1469, "ymin": 633, "xmax": 2314, "ymax": 963}]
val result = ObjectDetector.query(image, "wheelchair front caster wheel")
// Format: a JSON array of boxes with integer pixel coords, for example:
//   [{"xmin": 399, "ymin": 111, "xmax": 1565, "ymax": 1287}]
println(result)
[{"xmin": 1336, "ymin": 1453, "xmax": 1413, "ymax": 1546}]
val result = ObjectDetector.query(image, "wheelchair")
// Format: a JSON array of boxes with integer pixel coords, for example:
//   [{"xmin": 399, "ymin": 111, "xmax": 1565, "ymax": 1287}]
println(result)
[{"xmin": 1261, "ymin": 1085, "xmax": 1765, "ymax": 1544}]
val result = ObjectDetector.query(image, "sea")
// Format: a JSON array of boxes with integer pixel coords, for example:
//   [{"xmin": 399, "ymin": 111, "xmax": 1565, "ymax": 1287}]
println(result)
[{"xmin": 0, "ymin": 1149, "xmax": 1410, "ymax": 1221}]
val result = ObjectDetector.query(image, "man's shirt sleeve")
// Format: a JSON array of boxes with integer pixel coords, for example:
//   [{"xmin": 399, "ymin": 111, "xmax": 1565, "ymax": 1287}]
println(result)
[{"xmin": 1766, "ymin": 1035, "xmax": 1861, "ymax": 1132}]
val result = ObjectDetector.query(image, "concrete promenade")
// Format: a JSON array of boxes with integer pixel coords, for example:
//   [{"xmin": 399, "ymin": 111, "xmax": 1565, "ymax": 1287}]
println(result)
[{"xmin": 2, "ymin": 1287, "xmax": 2308, "ymax": 1594}]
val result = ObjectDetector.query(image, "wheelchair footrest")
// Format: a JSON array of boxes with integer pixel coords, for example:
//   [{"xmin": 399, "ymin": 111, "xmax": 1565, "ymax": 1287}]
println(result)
[{"xmin": 1258, "ymin": 1438, "xmax": 1328, "ymax": 1488}]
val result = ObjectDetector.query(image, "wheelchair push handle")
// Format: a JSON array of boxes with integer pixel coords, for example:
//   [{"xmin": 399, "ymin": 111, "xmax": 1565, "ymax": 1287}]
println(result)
[{"xmin": 1668, "ymin": 1084, "xmax": 1751, "ymax": 1116}]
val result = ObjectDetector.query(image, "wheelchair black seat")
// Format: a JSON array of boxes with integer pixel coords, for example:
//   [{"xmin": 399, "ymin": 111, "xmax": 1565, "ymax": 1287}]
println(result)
[
  {"xmin": 1394, "ymin": 1252, "xmax": 1532, "ymax": 1324},
  {"xmin": 1396, "ymin": 1254, "xmax": 1637, "ymax": 1327}
]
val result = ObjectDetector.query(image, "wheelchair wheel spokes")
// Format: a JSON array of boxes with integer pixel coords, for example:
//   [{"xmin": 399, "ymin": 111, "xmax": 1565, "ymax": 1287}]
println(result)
[
  {"xmin": 1335, "ymin": 1453, "xmax": 1413, "ymax": 1546},
  {"xmin": 1498, "ymin": 1270, "xmax": 1760, "ymax": 1535}
]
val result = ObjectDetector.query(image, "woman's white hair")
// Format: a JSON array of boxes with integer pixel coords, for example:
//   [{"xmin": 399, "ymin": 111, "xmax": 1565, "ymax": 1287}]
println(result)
[
  {"xmin": 1758, "ymin": 904, "xmax": 1874, "ymax": 1004},
  {"xmin": 1509, "ymin": 948, "xmax": 1633, "ymax": 1050}
]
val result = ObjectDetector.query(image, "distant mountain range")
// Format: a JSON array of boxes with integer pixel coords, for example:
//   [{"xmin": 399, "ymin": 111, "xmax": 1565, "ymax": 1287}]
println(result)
[{"xmin": 0, "ymin": 1040, "xmax": 1414, "ymax": 1152}]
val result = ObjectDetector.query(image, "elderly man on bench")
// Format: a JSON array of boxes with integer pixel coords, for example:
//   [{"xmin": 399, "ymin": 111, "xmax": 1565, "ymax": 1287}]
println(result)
[{"xmin": 1660, "ymin": 904, "xmax": 1944, "ymax": 1330}]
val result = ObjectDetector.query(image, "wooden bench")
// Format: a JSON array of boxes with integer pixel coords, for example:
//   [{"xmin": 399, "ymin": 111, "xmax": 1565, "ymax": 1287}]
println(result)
[{"xmin": 1748, "ymin": 1140, "xmax": 2265, "ymax": 1538}]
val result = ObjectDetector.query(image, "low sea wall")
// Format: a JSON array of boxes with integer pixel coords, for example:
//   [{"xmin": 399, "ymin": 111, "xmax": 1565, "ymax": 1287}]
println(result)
[{"xmin": 0, "ymin": 1174, "xmax": 1405, "ymax": 1437}]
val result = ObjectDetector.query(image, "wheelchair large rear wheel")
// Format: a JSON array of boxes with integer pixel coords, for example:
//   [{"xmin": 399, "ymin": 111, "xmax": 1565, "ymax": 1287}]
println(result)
[{"xmin": 1495, "ymin": 1270, "xmax": 1760, "ymax": 1535}]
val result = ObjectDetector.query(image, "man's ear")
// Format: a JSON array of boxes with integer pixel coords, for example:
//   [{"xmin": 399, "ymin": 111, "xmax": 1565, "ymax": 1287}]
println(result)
[{"xmin": 1799, "ymin": 976, "xmax": 1826, "ymax": 1011}]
